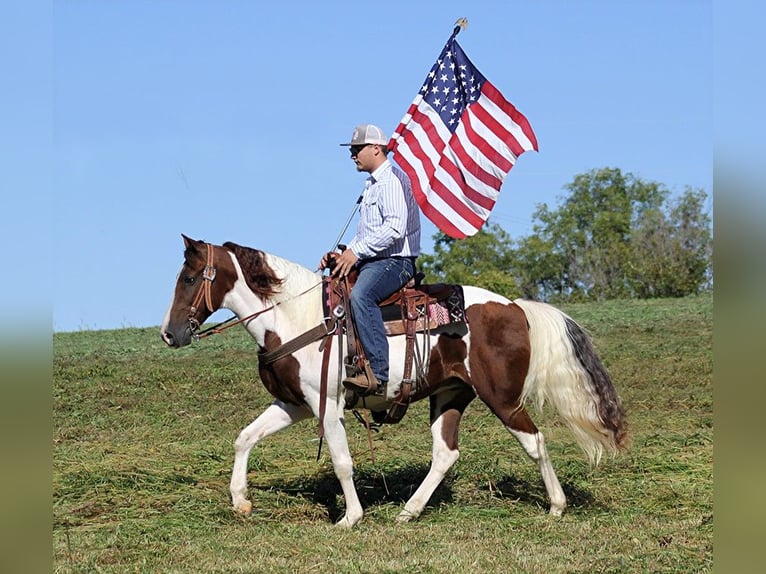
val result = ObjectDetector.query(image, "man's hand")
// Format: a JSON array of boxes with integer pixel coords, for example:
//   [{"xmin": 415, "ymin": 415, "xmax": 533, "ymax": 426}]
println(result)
[
  {"xmin": 330, "ymin": 248, "xmax": 359, "ymax": 278},
  {"xmin": 319, "ymin": 252, "xmax": 336, "ymax": 271}
]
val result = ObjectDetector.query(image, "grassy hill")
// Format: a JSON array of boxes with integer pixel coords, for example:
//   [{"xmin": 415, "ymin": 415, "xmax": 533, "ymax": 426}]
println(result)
[{"xmin": 53, "ymin": 294, "xmax": 712, "ymax": 573}]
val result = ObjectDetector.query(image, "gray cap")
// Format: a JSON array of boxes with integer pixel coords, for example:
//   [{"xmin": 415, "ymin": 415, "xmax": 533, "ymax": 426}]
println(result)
[{"xmin": 339, "ymin": 124, "xmax": 388, "ymax": 146}]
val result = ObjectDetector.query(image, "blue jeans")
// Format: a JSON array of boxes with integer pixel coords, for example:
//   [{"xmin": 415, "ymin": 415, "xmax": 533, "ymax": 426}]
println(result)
[{"xmin": 349, "ymin": 257, "xmax": 415, "ymax": 383}]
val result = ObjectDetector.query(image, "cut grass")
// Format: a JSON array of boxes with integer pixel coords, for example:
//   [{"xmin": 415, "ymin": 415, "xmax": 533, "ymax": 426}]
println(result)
[{"xmin": 53, "ymin": 294, "xmax": 712, "ymax": 573}]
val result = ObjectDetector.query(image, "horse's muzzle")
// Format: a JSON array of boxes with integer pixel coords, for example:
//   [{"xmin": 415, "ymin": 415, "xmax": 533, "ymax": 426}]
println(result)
[{"xmin": 160, "ymin": 326, "xmax": 192, "ymax": 348}]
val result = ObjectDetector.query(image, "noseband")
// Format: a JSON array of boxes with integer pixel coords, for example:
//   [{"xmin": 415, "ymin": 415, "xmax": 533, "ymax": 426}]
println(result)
[{"xmin": 188, "ymin": 243, "xmax": 217, "ymax": 334}]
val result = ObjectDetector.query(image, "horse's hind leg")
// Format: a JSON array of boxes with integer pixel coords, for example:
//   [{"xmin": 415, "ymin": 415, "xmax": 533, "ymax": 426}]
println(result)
[
  {"xmin": 398, "ymin": 385, "xmax": 474, "ymax": 522},
  {"xmin": 230, "ymin": 400, "xmax": 312, "ymax": 516},
  {"xmin": 507, "ymin": 407, "xmax": 567, "ymax": 516}
]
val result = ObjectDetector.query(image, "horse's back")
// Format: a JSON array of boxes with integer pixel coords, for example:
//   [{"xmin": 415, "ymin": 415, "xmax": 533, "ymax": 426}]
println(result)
[{"xmin": 461, "ymin": 284, "xmax": 513, "ymax": 307}]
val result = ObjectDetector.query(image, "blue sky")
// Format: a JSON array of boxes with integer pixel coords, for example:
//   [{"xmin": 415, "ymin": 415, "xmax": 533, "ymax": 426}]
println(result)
[{"xmin": 4, "ymin": 1, "xmax": 718, "ymax": 333}]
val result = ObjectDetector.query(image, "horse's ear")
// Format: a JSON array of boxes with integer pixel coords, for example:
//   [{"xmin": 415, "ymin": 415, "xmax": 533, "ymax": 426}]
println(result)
[
  {"xmin": 182, "ymin": 234, "xmax": 204, "ymax": 251},
  {"xmin": 181, "ymin": 234, "xmax": 206, "ymax": 262}
]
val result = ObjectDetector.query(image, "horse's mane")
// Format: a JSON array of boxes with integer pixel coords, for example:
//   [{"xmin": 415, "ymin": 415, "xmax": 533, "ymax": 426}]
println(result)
[
  {"xmin": 223, "ymin": 242, "xmax": 284, "ymax": 299},
  {"xmin": 223, "ymin": 241, "xmax": 319, "ymax": 301}
]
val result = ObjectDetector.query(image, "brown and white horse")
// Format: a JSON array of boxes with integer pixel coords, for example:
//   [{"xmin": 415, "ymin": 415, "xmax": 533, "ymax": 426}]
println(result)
[{"xmin": 161, "ymin": 235, "xmax": 628, "ymax": 528}]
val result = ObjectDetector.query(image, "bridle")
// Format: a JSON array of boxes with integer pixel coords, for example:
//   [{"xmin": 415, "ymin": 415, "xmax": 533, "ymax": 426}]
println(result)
[
  {"xmin": 185, "ymin": 242, "xmax": 323, "ymax": 341},
  {"xmin": 187, "ymin": 243, "xmax": 217, "ymax": 334}
]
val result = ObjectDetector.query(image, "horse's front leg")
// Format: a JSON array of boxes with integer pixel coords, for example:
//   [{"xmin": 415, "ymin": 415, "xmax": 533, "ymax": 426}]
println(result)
[
  {"xmin": 230, "ymin": 400, "xmax": 312, "ymax": 516},
  {"xmin": 321, "ymin": 407, "xmax": 364, "ymax": 528}
]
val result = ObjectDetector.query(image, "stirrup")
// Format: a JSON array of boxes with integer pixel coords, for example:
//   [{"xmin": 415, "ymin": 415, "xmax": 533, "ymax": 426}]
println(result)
[{"xmin": 342, "ymin": 372, "xmax": 383, "ymax": 396}]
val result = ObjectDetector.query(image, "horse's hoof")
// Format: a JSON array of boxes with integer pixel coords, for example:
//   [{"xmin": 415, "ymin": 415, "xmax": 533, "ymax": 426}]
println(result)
[
  {"xmin": 234, "ymin": 500, "xmax": 253, "ymax": 516},
  {"xmin": 549, "ymin": 506, "xmax": 564, "ymax": 517},
  {"xmin": 334, "ymin": 516, "xmax": 354, "ymax": 529},
  {"xmin": 335, "ymin": 512, "xmax": 362, "ymax": 529},
  {"xmin": 396, "ymin": 509, "xmax": 417, "ymax": 522}
]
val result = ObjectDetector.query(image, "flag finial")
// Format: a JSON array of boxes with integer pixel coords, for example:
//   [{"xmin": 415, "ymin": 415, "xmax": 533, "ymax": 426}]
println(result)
[{"xmin": 453, "ymin": 17, "xmax": 468, "ymax": 36}]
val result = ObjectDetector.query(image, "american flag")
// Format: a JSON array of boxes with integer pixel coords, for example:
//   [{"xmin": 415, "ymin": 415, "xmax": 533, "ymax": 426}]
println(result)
[{"xmin": 388, "ymin": 30, "xmax": 538, "ymax": 239}]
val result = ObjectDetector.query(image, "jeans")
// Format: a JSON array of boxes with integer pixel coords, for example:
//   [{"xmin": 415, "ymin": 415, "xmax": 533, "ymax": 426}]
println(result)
[{"xmin": 349, "ymin": 257, "xmax": 415, "ymax": 383}]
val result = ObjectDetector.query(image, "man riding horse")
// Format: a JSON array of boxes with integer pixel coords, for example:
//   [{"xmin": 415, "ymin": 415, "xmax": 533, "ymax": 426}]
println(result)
[{"xmin": 320, "ymin": 124, "xmax": 421, "ymax": 397}]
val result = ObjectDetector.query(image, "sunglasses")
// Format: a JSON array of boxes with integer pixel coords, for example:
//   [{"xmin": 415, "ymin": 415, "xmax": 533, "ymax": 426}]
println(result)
[{"xmin": 349, "ymin": 144, "xmax": 371, "ymax": 156}]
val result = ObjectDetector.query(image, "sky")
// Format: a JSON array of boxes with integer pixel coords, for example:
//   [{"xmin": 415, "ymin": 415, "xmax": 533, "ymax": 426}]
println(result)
[{"xmin": 2, "ymin": 1, "xmax": 724, "ymax": 333}]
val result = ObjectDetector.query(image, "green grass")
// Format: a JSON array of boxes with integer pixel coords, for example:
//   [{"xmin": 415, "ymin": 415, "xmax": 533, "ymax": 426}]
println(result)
[{"xmin": 53, "ymin": 294, "xmax": 712, "ymax": 573}]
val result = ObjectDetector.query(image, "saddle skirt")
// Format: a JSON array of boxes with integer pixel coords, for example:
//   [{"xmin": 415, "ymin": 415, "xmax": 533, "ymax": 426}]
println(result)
[{"xmin": 379, "ymin": 283, "xmax": 467, "ymax": 336}]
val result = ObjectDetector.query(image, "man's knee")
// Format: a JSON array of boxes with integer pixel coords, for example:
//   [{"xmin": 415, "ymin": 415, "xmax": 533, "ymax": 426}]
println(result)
[{"xmin": 350, "ymin": 284, "xmax": 374, "ymax": 307}]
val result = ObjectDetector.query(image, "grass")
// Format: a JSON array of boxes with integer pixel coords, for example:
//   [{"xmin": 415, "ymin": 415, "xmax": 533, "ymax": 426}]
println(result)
[{"xmin": 53, "ymin": 294, "xmax": 712, "ymax": 573}]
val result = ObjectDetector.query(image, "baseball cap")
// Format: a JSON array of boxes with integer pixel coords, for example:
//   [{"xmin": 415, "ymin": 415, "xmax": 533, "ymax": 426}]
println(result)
[{"xmin": 339, "ymin": 124, "xmax": 388, "ymax": 146}]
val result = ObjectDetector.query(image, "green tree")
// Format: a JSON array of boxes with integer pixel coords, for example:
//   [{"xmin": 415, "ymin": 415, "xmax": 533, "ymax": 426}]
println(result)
[
  {"xmin": 519, "ymin": 167, "xmax": 668, "ymax": 300},
  {"xmin": 419, "ymin": 222, "xmax": 518, "ymax": 295},
  {"xmin": 422, "ymin": 167, "xmax": 712, "ymax": 302},
  {"xmin": 627, "ymin": 187, "xmax": 712, "ymax": 297}
]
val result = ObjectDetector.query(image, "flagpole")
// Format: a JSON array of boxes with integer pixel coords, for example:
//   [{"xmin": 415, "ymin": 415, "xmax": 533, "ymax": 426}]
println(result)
[{"xmin": 325, "ymin": 194, "xmax": 362, "ymax": 256}]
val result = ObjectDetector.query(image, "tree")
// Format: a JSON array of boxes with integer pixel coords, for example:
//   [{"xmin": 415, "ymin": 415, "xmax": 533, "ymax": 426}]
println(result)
[
  {"xmin": 519, "ymin": 167, "xmax": 670, "ymax": 300},
  {"xmin": 419, "ymin": 222, "xmax": 519, "ymax": 295},
  {"xmin": 627, "ymin": 187, "xmax": 712, "ymax": 297},
  {"xmin": 422, "ymin": 167, "xmax": 713, "ymax": 301}
]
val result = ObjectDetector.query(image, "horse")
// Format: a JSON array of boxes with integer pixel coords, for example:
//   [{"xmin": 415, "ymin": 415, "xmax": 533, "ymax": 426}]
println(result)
[{"xmin": 160, "ymin": 235, "xmax": 628, "ymax": 528}]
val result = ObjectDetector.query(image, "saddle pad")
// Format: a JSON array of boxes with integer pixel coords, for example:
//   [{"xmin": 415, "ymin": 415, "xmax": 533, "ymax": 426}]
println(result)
[{"xmin": 383, "ymin": 284, "xmax": 467, "ymax": 336}]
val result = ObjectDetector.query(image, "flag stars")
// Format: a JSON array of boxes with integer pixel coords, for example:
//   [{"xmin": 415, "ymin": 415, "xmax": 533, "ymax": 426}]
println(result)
[{"xmin": 417, "ymin": 39, "xmax": 488, "ymax": 129}]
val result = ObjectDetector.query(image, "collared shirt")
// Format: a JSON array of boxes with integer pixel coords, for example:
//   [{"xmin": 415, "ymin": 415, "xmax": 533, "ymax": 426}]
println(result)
[{"xmin": 347, "ymin": 159, "xmax": 421, "ymax": 260}]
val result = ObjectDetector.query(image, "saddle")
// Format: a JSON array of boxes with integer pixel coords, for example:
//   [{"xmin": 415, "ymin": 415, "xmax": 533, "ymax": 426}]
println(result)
[{"xmin": 322, "ymin": 267, "xmax": 466, "ymax": 424}]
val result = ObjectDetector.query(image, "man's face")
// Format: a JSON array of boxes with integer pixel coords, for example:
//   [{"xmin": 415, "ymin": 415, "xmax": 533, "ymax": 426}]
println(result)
[{"xmin": 349, "ymin": 144, "xmax": 376, "ymax": 172}]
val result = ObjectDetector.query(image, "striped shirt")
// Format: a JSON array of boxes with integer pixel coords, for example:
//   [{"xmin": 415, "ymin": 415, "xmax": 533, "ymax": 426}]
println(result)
[{"xmin": 348, "ymin": 160, "xmax": 421, "ymax": 260}]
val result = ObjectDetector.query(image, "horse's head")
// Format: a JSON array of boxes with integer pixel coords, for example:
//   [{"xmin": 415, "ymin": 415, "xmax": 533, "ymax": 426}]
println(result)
[{"xmin": 160, "ymin": 234, "xmax": 237, "ymax": 348}]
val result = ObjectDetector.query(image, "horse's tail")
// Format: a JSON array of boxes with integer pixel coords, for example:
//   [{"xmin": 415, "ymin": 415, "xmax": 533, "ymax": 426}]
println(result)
[{"xmin": 513, "ymin": 298, "xmax": 629, "ymax": 466}]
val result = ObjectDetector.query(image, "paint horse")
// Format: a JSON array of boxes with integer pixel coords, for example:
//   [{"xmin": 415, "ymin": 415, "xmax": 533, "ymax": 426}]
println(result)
[{"xmin": 160, "ymin": 235, "xmax": 628, "ymax": 528}]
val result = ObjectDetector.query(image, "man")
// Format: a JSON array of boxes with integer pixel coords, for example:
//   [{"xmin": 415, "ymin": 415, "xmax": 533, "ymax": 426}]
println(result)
[{"xmin": 321, "ymin": 124, "xmax": 421, "ymax": 395}]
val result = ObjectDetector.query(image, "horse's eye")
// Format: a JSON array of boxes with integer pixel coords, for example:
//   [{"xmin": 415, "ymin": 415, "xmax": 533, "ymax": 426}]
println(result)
[{"xmin": 183, "ymin": 275, "xmax": 196, "ymax": 285}]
